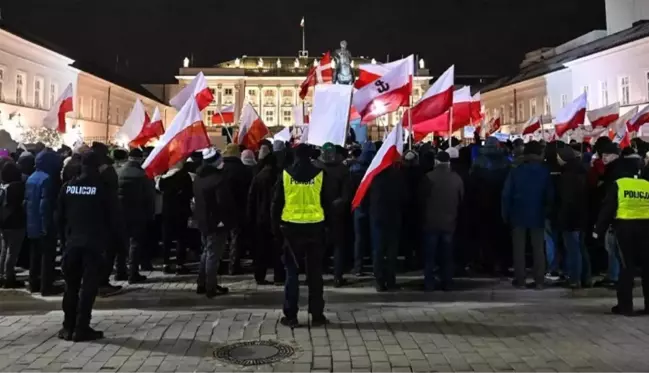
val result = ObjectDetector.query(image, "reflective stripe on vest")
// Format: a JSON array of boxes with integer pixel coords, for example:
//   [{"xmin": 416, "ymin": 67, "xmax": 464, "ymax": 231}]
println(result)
[
  {"xmin": 616, "ymin": 177, "xmax": 649, "ymax": 220},
  {"xmin": 281, "ymin": 170, "xmax": 324, "ymax": 224}
]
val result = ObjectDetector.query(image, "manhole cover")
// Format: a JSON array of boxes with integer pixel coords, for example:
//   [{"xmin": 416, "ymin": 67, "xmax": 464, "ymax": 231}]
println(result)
[{"xmin": 213, "ymin": 340, "xmax": 295, "ymax": 366}]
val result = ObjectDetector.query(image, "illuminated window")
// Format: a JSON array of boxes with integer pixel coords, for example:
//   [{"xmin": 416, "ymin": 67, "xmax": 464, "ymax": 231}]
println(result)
[
  {"xmin": 224, "ymin": 88, "xmax": 233, "ymax": 96},
  {"xmin": 34, "ymin": 77, "xmax": 44, "ymax": 109},
  {"xmin": 15, "ymin": 72, "xmax": 25, "ymax": 105},
  {"xmin": 115, "ymin": 106, "xmax": 121, "ymax": 124},
  {"xmin": 583, "ymin": 85, "xmax": 590, "ymax": 109},
  {"xmin": 600, "ymin": 81, "xmax": 609, "ymax": 106},
  {"xmin": 91, "ymin": 98, "xmax": 97, "ymax": 120},
  {"xmin": 544, "ymin": 95, "xmax": 550, "ymax": 115},
  {"xmin": 499, "ymin": 105, "xmax": 504, "ymax": 121},
  {"xmin": 265, "ymin": 110, "xmax": 274, "ymax": 123},
  {"xmin": 79, "ymin": 96, "xmax": 85, "ymax": 118},
  {"xmin": 508, "ymin": 103, "xmax": 514, "ymax": 124},
  {"xmin": 283, "ymin": 110, "xmax": 292, "ymax": 124},
  {"xmin": 561, "ymin": 94, "xmax": 568, "ymax": 108},
  {"xmin": 529, "ymin": 98, "xmax": 537, "ymax": 117},
  {"xmin": 49, "ymin": 83, "xmax": 58, "ymax": 109},
  {"xmin": 99, "ymin": 102, "xmax": 104, "ymax": 122},
  {"xmin": 620, "ymin": 76, "xmax": 630, "ymax": 105},
  {"xmin": 248, "ymin": 89, "xmax": 256, "ymax": 97},
  {"xmin": 517, "ymin": 102, "xmax": 524, "ymax": 122}
]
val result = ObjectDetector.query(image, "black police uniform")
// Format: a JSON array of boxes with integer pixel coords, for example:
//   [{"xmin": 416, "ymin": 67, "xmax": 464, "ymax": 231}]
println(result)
[{"xmin": 58, "ymin": 167, "xmax": 121, "ymax": 341}]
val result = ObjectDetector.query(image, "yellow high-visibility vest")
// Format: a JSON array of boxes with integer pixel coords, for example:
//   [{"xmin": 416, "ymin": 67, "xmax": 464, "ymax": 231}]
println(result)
[
  {"xmin": 616, "ymin": 177, "xmax": 649, "ymax": 220},
  {"xmin": 281, "ymin": 170, "xmax": 324, "ymax": 224}
]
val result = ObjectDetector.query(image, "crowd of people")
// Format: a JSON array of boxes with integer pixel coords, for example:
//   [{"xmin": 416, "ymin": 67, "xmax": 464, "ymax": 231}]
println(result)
[{"xmin": 0, "ymin": 131, "xmax": 648, "ymax": 339}]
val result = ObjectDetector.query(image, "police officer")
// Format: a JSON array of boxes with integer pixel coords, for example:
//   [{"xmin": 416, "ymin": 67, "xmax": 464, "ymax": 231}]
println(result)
[
  {"xmin": 57, "ymin": 151, "xmax": 121, "ymax": 341},
  {"xmin": 595, "ymin": 172, "xmax": 649, "ymax": 316},
  {"xmin": 272, "ymin": 144, "xmax": 331, "ymax": 328}
]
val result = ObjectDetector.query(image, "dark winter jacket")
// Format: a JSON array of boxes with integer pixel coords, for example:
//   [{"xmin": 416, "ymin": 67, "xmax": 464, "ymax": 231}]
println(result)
[
  {"xmin": 349, "ymin": 142, "xmax": 375, "ymax": 213},
  {"xmin": 470, "ymin": 142, "xmax": 510, "ymax": 220},
  {"xmin": 222, "ymin": 157, "xmax": 253, "ymax": 223},
  {"xmin": 17, "ymin": 152, "xmax": 35, "ymax": 181},
  {"xmin": 321, "ymin": 160, "xmax": 350, "ymax": 216},
  {"xmin": 0, "ymin": 163, "xmax": 25, "ymax": 229},
  {"xmin": 62, "ymin": 154, "xmax": 82, "ymax": 184},
  {"xmin": 419, "ymin": 164, "xmax": 464, "ymax": 233},
  {"xmin": 247, "ymin": 154, "xmax": 278, "ymax": 228},
  {"xmin": 501, "ymin": 154, "xmax": 553, "ymax": 229},
  {"xmin": 25, "ymin": 151, "xmax": 62, "ymax": 238},
  {"xmin": 158, "ymin": 168, "xmax": 193, "ymax": 222},
  {"xmin": 117, "ymin": 160, "xmax": 155, "ymax": 225},
  {"xmin": 557, "ymin": 159, "xmax": 588, "ymax": 231},
  {"xmin": 58, "ymin": 167, "xmax": 121, "ymax": 250},
  {"xmin": 368, "ymin": 165, "xmax": 405, "ymax": 226},
  {"xmin": 193, "ymin": 163, "xmax": 237, "ymax": 235}
]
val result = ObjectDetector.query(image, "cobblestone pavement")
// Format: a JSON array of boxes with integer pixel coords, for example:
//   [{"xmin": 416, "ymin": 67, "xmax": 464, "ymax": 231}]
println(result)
[{"xmin": 0, "ymin": 272, "xmax": 649, "ymax": 372}]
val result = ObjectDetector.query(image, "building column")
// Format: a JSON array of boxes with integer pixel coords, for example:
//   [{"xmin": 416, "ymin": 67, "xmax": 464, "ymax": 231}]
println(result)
[
  {"xmin": 258, "ymin": 85, "xmax": 263, "ymax": 111},
  {"xmin": 276, "ymin": 85, "xmax": 282, "ymax": 127}
]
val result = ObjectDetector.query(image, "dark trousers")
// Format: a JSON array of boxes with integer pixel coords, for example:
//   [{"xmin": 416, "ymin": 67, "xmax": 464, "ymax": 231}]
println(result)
[
  {"xmin": 127, "ymin": 223, "xmax": 146, "ymax": 277},
  {"xmin": 254, "ymin": 228, "xmax": 284, "ymax": 283},
  {"xmin": 421, "ymin": 229, "xmax": 454, "ymax": 290},
  {"xmin": 353, "ymin": 209, "xmax": 370, "ymax": 273},
  {"xmin": 62, "ymin": 246, "xmax": 101, "ymax": 331},
  {"xmin": 371, "ymin": 221, "xmax": 400, "ymax": 288},
  {"xmin": 162, "ymin": 218, "xmax": 188, "ymax": 267},
  {"xmin": 29, "ymin": 233, "xmax": 57, "ymax": 292},
  {"xmin": 512, "ymin": 227, "xmax": 545, "ymax": 286},
  {"xmin": 282, "ymin": 225, "xmax": 324, "ymax": 320},
  {"xmin": 615, "ymin": 223, "xmax": 649, "ymax": 311},
  {"xmin": 197, "ymin": 232, "xmax": 227, "ymax": 292},
  {"xmin": 102, "ymin": 237, "xmax": 127, "ymax": 285},
  {"xmin": 228, "ymin": 226, "xmax": 242, "ymax": 274}
]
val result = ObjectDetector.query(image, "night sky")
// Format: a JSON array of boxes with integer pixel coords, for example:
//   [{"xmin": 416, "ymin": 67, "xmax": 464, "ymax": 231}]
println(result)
[{"xmin": 1, "ymin": 0, "xmax": 606, "ymax": 83}]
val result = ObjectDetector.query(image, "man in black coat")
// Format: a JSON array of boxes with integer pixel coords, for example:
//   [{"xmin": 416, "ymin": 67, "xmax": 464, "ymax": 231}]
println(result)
[{"xmin": 117, "ymin": 148, "xmax": 155, "ymax": 284}]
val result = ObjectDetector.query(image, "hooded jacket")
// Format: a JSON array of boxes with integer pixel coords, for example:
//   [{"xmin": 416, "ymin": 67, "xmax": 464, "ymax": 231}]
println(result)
[
  {"xmin": 25, "ymin": 151, "xmax": 62, "ymax": 238},
  {"xmin": 501, "ymin": 154, "xmax": 552, "ymax": 229},
  {"xmin": 419, "ymin": 163, "xmax": 464, "ymax": 233},
  {"xmin": 193, "ymin": 163, "xmax": 237, "ymax": 234},
  {"xmin": 117, "ymin": 160, "xmax": 155, "ymax": 225},
  {"xmin": 1, "ymin": 164, "xmax": 25, "ymax": 229}
]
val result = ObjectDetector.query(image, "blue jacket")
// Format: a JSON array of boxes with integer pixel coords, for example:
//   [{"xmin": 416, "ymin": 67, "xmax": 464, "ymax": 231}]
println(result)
[
  {"xmin": 501, "ymin": 154, "xmax": 553, "ymax": 229},
  {"xmin": 25, "ymin": 151, "xmax": 62, "ymax": 238}
]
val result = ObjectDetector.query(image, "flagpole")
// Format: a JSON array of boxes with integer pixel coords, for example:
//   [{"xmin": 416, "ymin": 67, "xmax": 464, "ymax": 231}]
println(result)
[
  {"xmin": 301, "ymin": 17, "xmax": 306, "ymax": 56},
  {"xmin": 448, "ymin": 106, "xmax": 453, "ymax": 145}
]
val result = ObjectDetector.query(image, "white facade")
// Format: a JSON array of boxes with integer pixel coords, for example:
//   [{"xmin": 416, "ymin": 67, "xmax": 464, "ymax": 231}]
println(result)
[
  {"xmin": 0, "ymin": 27, "xmax": 173, "ymax": 144},
  {"xmin": 606, "ymin": 0, "xmax": 649, "ymax": 35}
]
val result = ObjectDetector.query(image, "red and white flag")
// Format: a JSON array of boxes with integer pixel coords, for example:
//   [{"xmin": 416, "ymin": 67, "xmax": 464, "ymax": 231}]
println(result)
[
  {"xmin": 142, "ymin": 98, "xmax": 211, "ymax": 178},
  {"xmin": 115, "ymin": 99, "xmax": 151, "ymax": 147},
  {"xmin": 587, "ymin": 102, "xmax": 619, "ymax": 128},
  {"xmin": 470, "ymin": 92, "xmax": 483, "ymax": 123},
  {"xmin": 237, "ymin": 103, "xmax": 270, "ymax": 150},
  {"xmin": 354, "ymin": 60, "xmax": 404, "ymax": 89},
  {"xmin": 450, "ymin": 86, "xmax": 474, "ymax": 129},
  {"xmin": 402, "ymin": 65, "xmax": 454, "ymax": 126},
  {"xmin": 299, "ymin": 52, "xmax": 333, "ymax": 99},
  {"xmin": 352, "ymin": 55, "xmax": 413, "ymax": 124},
  {"xmin": 627, "ymin": 105, "xmax": 649, "ymax": 132},
  {"xmin": 212, "ymin": 104, "xmax": 235, "ymax": 125},
  {"xmin": 611, "ymin": 107, "xmax": 638, "ymax": 148},
  {"xmin": 555, "ymin": 92, "xmax": 587, "ymax": 137},
  {"xmin": 43, "ymin": 83, "xmax": 73, "ymax": 133},
  {"xmin": 522, "ymin": 116, "xmax": 542, "ymax": 135},
  {"xmin": 130, "ymin": 106, "xmax": 165, "ymax": 148},
  {"xmin": 170, "ymin": 71, "xmax": 213, "ymax": 111},
  {"xmin": 486, "ymin": 117, "xmax": 502, "ymax": 136},
  {"xmin": 351, "ymin": 121, "xmax": 403, "ymax": 210}
]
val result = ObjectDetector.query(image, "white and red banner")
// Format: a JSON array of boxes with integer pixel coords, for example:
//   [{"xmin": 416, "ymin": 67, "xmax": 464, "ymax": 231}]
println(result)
[
  {"xmin": 555, "ymin": 92, "xmax": 587, "ymax": 137},
  {"xmin": 293, "ymin": 105, "xmax": 309, "ymax": 127},
  {"xmin": 354, "ymin": 60, "xmax": 404, "ymax": 90},
  {"xmin": 212, "ymin": 104, "xmax": 235, "ymax": 125},
  {"xmin": 587, "ymin": 102, "xmax": 619, "ymax": 128},
  {"xmin": 522, "ymin": 116, "xmax": 541, "ymax": 135},
  {"xmin": 352, "ymin": 55, "xmax": 413, "ymax": 124},
  {"xmin": 299, "ymin": 52, "xmax": 333, "ymax": 99},
  {"xmin": 307, "ymin": 84, "xmax": 353, "ymax": 147},
  {"xmin": 43, "ymin": 83, "xmax": 73, "ymax": 133},
  {"xmin": 170, "ymin": 71, "xmax": 214, "ymax": 111},
  {"xmin": 486, "ymin": 117, "xmax": 502, "ymax": 136},
  {"xmin": 611, "ymin": 107, "xmax": 638, "ymax": 148},
  {"xmin": 237, "ymin": 103, "xmax": 270, "ymax": 150},
  {"xmin": 402, "ymin": 65, "xmax": 454, "ymax": 127},
  {"xmin": 130, "ymin": 105, "xmax": 165, "ymax": 148},
  {"xmin": 142, "ymin": 98, "xmax": 210, "ymax": 178},
  {"xmin": 627, "ymin": 105, "xmax": 649, "ymax": 132},
  {"xmin": 351, "ymin": 121, "xmax": 403, "ymax": 210},
  {"xmin": 115, "ymin": 99, "xmax": 151, "ymax": 147}
]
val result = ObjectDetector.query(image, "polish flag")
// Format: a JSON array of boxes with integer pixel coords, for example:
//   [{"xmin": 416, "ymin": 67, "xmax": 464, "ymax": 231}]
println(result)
[
  {"xmin": 627, "ymin": 104, "xmax": 649, "ymax": 132},
  {"xmin": 299, "ymin": 52, "xmax": 333, "ymax": 99},
  {"xmin": 587, "ymin": 102, "xmax": 619, "ymax": 128},
  {"xmin": 43, "ymin": 83, "xmax": 73, "ymax": 133},
  {"xmin": 402, "ymin": 65, "xmax": 454, "ymax": 126},
  {"xmin": 130, "ymin": 105, "xmax": 165, "ymax": 148},
  {"xmin": 212, "ymin": 104, "xmax": 235, "ymax": 125},
  {"xmin": 115, "ymin": 99, "xmax": 151, "ymax": 147},
  {"xmin": 450, "ymin": 86, "xmax": 473, "ymax": 129},
  {"xmin": 142, "ymin": 98, "xmax": 211, "ymax": 178},
  {"xmin": 170, "ymin": 71, "xmax": 214, "ymax": 111},
  {"xmin": 611, "ymin": 107, "xmax": 638, "ymax": 148},
  {"xmin": 470, "ymin": 92, "xmax": 483, "ymax": 123},
  {"xmin": 354, "ymin": 60, "xmax": 404, "ymax": 89},
  {"xmin": 412, "ymin": 111, "xmax": 450, "ymax": 142},
  {"xmin": 555, "ymin": 92, "xmax": 587, "ymax": 137},
  {"xmin": 352, "ymin": 55, "xmax": 413, "ymax": 124},
  {"xmin": 522, "ymin": 116, "xmax": 542, "ymax": 135},
  {"xmin": 351, "ymin": 121, "xmax": 403, "ymax": 210},
  {"xmin": 237, "ymin": 103, "xmax": 270, "ymax": 151},
  {"xmin": 486, "ymin": 117, "xmax": 502, "ymax": 136}
]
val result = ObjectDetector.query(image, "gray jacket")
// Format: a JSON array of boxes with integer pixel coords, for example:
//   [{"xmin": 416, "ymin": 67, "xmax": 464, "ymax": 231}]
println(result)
[{"xmin": 419, "ymin": 164, "xmax": 464, "ymax": 233}]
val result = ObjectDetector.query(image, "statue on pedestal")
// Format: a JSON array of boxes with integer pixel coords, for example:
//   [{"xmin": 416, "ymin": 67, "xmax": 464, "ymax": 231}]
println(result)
[{"xmin": 333, "ymin": 40, "xmax": 354, "ymax": 85}]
